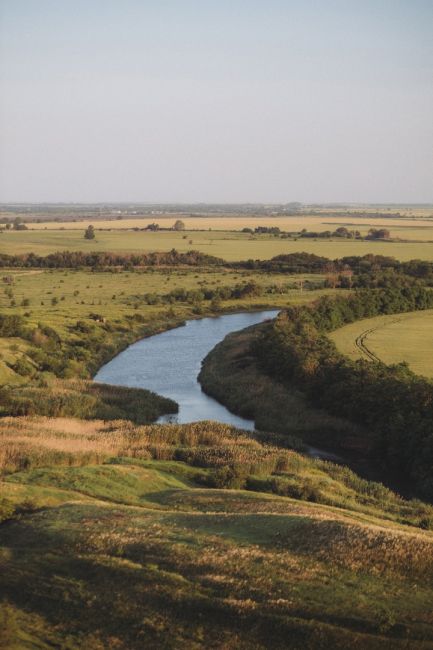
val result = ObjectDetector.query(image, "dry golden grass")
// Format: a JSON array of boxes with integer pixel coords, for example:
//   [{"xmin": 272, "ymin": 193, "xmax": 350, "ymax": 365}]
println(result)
[
  {"xmin": 1, "ymin": 415, "xmax": 433, "ymax": 532},
  {"xmin": 0, "ymin": 416, "xmax": 123, "ymax": 472},
  {"xmin": 0, "ymin": 416, "xmax": 278, "ymax": 473}
]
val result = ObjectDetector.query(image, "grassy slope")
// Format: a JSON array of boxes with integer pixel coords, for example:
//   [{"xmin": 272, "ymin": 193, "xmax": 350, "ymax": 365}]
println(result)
[
  {"xmin": 329, "ymin": 309, "xmax": 433, "ymax": 378},
  {"xmin": 2, "ymin": 227, "xmax": 433, "ymax": 259},
  {"xmin": 0, "ymin": 417, "xmax": 432, "ymax": 649}
]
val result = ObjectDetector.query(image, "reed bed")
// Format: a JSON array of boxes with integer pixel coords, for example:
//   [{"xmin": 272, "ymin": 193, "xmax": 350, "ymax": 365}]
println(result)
[{"xmin": 1, "ymin": 416, "xmax": 432, "ymax": 528}]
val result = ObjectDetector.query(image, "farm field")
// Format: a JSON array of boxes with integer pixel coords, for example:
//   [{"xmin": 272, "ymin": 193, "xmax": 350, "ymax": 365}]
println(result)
[
  {"xmin": 0, "ymin": 416, "xmax": 432, "ymax": 648},
  {"xmin": 5, "ymin": 213, "xmax": 433, "ymax": 234},
  {"xmin": 3, "ymin": 227, "xmax": 433, "ymax": 260},
  {"xmin": 329, "ymin": 309, "xmax": 433, "ymax": 378}
]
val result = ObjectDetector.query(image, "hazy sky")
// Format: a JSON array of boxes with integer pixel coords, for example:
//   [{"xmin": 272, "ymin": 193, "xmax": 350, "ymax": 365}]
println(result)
[{"xmin": 0, "ymin": 0, "xmax": 432, "ymax": 203}]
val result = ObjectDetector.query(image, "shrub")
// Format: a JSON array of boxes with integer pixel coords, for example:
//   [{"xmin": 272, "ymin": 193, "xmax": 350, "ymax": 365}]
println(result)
[{"xmin": 11, "ymin": 355, "xmax": 34, "ymax": 377}]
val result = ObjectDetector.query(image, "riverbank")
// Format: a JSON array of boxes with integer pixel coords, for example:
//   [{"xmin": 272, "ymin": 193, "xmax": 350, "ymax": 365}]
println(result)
[
  {"xmin": 198, "ymin": 322, "xmax": 421, "ymax": 497},
  {"xmin": 0, "ymin": 265, "xmax": 293, "ymax": 421},
  {"xmin": 199, "ymin": 322, "xmax": 362, "ymax": 447},
  {"xmin": 2, "ymin": 264, "xmax": 331, "ymax": 389}
]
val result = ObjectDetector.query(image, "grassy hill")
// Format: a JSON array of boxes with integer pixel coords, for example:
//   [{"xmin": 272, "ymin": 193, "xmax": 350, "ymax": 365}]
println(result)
[{"xmin": 0, "ymin": 417, "xmax": 432, "ymax": 649}]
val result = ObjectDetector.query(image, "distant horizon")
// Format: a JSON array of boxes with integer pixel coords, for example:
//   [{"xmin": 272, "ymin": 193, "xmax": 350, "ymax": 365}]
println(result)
[{"xmin": 0, "ymin": 200, "xmax": 433, "ymax": 208}]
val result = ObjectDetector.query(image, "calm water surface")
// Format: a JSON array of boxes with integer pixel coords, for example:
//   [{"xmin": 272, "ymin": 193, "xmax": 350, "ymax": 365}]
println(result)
[{"xmin": 94, "ymin": 310, "xmax": 279, "ymax": 429}]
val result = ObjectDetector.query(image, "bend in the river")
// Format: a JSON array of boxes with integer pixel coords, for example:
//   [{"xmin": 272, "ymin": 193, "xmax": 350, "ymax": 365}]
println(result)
[{"xmin": 94, "ymin": 310, "xmax": 279, "ymax": 429}]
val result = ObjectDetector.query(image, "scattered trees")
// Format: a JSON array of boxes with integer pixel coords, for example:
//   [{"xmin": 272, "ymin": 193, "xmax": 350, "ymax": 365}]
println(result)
[{"xmin": 142, "ymin": 279, "xmax": 298, "ymax": 306}]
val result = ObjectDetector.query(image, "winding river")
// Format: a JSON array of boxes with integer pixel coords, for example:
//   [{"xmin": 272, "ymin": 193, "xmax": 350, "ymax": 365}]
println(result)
[{"xmin": 94, "ymin": 310, "xmax": 279, "ymax": 429}]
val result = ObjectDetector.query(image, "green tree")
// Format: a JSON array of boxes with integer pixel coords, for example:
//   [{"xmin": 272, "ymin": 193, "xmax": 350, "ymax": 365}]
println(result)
[
  {"xmin": 84, "ymin": 225, "xmax": 95, "ymax": 240},
  {"xmin": 13, "ymin": 217, "xmax": 28, "ymax": 231},
  {"xmin": 368, "ymin": 228, "xmax": 391, "ymax": 240},
  {"xmin": 173, "ymin": 219, "xmax": 185, "ymax": 231}
]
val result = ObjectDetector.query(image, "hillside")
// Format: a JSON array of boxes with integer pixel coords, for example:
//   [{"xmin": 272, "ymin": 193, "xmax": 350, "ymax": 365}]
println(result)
[{"xmin": 0, "ymin": 417, "xmax": 432, "ymax": 649}]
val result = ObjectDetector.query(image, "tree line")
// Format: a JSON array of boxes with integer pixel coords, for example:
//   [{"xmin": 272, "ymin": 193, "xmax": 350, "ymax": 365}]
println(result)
[
  {"xmin": 254, "ymin": 286, "xmax": 433, "ymax": 500},
  {"xmin": 0, "ymin": 249, "xmax": 223, "ymax": 269},
  {"xmin": 241, "ymin": 252, "xmax": 433, "ymax": 281},
  {"xmin": 142, "ymin": 279, "xmax": 322, "ymax": 306},
  {"xmin": 1, "ymin": 250, "xmax": 433, "ymax": 285}
]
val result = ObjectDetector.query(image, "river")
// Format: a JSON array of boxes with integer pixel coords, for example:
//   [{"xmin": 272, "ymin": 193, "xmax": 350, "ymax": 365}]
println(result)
[{"xmin": 94, "ymin": 310, "xmax": 279, "ymax": 429}]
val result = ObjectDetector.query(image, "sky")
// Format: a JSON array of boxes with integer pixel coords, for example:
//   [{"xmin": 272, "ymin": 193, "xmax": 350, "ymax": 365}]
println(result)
[{"xmin": 0, "ymin": 0, "xmax": 432, "ymax": 204}]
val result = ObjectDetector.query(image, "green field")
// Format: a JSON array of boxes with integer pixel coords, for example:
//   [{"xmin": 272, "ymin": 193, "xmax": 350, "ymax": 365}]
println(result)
[
  {"xmin": 329, "ymin": 309, "xmax": 433, "ymax": 378},
  {"xmin": 3, "ymin": 227, "xmax": 433, "ymax": 260}
]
